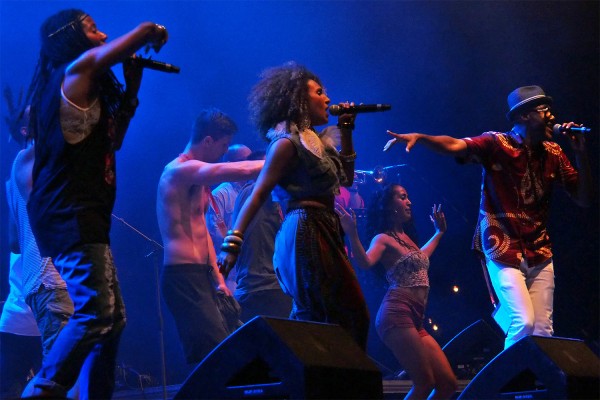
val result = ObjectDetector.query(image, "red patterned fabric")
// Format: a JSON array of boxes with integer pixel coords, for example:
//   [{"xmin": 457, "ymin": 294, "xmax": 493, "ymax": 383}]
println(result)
[{"xmin": 462, "ymin": 131, "xmax": 578, "ymax": 267}]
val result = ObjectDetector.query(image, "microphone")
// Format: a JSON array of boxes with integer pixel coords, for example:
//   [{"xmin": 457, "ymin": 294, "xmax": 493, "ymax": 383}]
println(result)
[
  {"xmin": 552, "ymin": 124, "xmax": 590, "ymax": 135},
  {"xmin": 131, "ymin": 56, "xmax": 180, "ymax": 73},
  {"xmin": 329, "ymin": 104, "xmax": 391, "ymax": 116}
]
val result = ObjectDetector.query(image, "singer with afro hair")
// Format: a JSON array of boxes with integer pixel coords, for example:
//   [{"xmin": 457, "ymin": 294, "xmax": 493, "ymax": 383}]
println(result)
[{"xmin": 218, "ymin": 61, "xmax": 370, "ymax": 350}]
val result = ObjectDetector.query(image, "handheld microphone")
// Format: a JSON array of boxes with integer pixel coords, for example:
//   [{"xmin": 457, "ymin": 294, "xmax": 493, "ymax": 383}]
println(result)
[
  {"xmin": 131, "ymin": 57, "xmax": 180, "ymax": 73},
  {"xmin": 553, "ymin": 124, "xmax": 590, "ymax": 135},
  {"xmin": 329, "ymin": 104, "xmax": 391, "ymax": 116}
]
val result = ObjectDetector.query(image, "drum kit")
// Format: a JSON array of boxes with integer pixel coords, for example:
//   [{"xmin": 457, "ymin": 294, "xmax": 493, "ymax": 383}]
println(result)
[{"xmin": 354, "ymin": 164, "xmax": 407, "ymax": 185}]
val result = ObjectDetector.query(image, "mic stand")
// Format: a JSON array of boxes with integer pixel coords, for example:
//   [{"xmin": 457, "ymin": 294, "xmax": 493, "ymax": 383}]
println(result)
[{"xmin": 111, "ymin": 214, "xmax": 167, "ymax": 400}]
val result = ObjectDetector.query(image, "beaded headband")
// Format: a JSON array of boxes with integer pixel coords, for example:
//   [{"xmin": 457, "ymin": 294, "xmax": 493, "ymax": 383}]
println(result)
[{"xmin": 47, "ymin": 13, "xmax": 89, "ymax": 38}]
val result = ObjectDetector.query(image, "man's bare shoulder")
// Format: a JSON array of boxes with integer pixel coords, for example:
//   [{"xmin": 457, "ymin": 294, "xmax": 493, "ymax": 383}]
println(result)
[
  {"xmin": 160, "ymin": 157, "xmax": 208, "ymax": 182},
  {"xmin": 158, "ymin": 158, "xmax": 218, "ymax": 211}
]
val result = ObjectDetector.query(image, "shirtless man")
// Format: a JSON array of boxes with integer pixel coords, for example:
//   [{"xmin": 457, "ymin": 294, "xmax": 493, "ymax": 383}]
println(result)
[{"xmin": 156, "ymin": 108, "xmax": 263, "ymax": 364}]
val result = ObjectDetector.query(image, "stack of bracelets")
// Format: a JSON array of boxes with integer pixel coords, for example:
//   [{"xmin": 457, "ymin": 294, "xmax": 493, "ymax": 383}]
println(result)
[{"xmin": 220, "ymin": 229, "xmax": 244, "ymax": 254}]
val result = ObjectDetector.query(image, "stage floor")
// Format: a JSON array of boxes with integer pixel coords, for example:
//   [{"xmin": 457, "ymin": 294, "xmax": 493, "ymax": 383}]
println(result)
[{"xmin": 112, "ymin": 379, "xmax": 472, "ymax": 399}]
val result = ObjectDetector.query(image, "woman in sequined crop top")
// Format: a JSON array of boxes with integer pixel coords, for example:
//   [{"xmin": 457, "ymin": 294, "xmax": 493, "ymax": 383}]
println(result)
[
  {"xmin": 218, "ymin": 62, "xmax": 370, "ymax": 350},
  {"xmin": 338, "ymin": 184, "xmax": 457, "ymax": 399}
]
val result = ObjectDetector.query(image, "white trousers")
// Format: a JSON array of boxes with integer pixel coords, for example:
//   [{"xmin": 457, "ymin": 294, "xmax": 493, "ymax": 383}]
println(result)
[{"xmin": 486, "ymin": 258, "xmax": 554, "ymax": 348}]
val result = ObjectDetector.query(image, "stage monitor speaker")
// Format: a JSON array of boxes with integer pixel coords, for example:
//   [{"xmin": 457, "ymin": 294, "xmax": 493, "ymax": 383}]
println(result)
[
  {"xmin": 458, "ymin": 335, "xmax": 600, "ymax": 399},
  {"xmin": 174, "ymin": 316, "xmax": 383, "ymax": 399},
  {"xmin": 442, "ymin": 319, "xmax": 504, "ymax": 380}
]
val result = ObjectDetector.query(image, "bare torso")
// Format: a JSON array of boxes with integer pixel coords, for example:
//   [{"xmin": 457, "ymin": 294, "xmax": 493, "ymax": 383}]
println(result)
[{"xmin": 157, "ymin": 157, "xmax": 215, "ymax": 266}]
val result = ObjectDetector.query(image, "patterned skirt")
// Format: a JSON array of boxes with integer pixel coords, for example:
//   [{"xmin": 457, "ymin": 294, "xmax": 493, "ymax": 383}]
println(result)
[{"xmin": 273, "ymin": 205, "xmax": 369, "ymax": 349}]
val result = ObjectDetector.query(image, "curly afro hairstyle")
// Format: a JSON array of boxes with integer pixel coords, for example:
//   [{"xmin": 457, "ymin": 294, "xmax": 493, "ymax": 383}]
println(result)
[{"xmin": 248, "ymin": 61, "xmax": 322, "ymax": 139}]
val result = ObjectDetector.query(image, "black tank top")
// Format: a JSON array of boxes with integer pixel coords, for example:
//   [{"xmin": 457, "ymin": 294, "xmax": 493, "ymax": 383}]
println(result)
[{"xmin": 28, "ymin": 64, "xmax": 116, "ymax": 257}]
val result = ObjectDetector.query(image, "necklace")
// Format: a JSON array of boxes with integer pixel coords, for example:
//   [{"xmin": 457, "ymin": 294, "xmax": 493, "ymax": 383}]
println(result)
[
  {"xmin": 386, "ymin": 230, "xmax": 419, "ymax": 251},
  {"xmin": 299, "ymin": 128, "xmax": 324, "ymax": 158}
]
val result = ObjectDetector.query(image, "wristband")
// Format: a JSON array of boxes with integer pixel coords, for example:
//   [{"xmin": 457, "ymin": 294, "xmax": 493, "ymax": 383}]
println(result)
[
  {"xmin": 224, "ymin": 235, "xmax": 243, "ymax": 245},
  {"xmin": 337, "ymin": 122, "xmax": 355, "ymax": 130}
]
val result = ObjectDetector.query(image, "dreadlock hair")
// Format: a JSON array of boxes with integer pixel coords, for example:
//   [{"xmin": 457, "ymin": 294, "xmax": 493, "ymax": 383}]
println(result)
[
  {"xmin": 366, "ymin": 183, "xmax": 419, "ymax": 244},
  {"xmin": 248, "ymin": 61, "xmax": 322, "ymax": 139},
  {"xmin": 190, "ymin": 108, "xmax": 238, "ymax": 144},
  {"xmin": 24, "ymin": 9, "xmax": 125, "ymax": 139},
  {"xmin": 3, "ymin": 85, "xmax": 28, "ymax": 146}
]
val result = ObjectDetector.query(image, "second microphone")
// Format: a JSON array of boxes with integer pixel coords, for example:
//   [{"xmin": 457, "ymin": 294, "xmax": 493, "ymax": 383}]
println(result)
[
  {"xmin": 130, "ymin": 56, "xmax": 180, "ymax": 73},
  {"xmin": 329, "ymin": 104, "xmax": 391, "ymax": 116}
]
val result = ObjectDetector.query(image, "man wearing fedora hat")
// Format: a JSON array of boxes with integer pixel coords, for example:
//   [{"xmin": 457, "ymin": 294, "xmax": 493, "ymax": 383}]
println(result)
[{"xmin": 384, "ymin": 85, "xmax": 592, "ymax": 348}]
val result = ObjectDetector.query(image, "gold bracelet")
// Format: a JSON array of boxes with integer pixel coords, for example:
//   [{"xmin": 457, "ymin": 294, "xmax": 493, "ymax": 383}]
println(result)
[
  {"xmin": 226, "ymin": 229, "xmax": 244, "ymax": 239},
  {"xmin": 220, "ymin": 242, "xmax": 241, "ymax": 254},
  {"xmin": 224, "ymin": 235, "xmax": 243, "ymax": 245}
]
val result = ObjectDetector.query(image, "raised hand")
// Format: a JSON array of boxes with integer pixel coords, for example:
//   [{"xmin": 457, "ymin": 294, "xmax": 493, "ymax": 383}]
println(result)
[
  {"xmin": 430, "ymin": 204, "xmax": 446, "ymax": 233},
  {"xmin": 122, "ymin": 56, "xmax": 144, "ymax": 94},
  {"xmin": 145, "ymin": 24, "xmax": 169, "ymax": 54},
  {"xmin": 557, "ymin": 122, "xmax": 587, "ymax": 153},
  {"xmin": 334, "ymin": 202, "xmax": 357, "ymax": 235},
  {"xmin": 336, "ymin": 101, "xmax": 357, "ymax": 129}
]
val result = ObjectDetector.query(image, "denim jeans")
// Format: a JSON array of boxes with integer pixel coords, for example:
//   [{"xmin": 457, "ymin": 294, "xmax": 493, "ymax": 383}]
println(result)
[
  {"xmin": 27, "ymin": 287, "xmax": 74, "ymax": 359},
  {"xmin": 23, "ymin": 244, "xmax": 126, "ymax": 399},
  {"xmin": 486, "ymin": 258, "xmax": 554, "ymax": 348}
]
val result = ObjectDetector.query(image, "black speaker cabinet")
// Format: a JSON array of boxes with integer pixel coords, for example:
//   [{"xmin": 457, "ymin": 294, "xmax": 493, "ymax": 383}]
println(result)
[
  {"xmin": 458, "ymin": 335, "xmax": 600, "ymax": 399},
  {"xmin": 174, "ymin": 316, "xmax": 383, "ymax": 399},
  {"xmin": 442, "ymin": 319, "xmax": 504, "ymax": 380}
]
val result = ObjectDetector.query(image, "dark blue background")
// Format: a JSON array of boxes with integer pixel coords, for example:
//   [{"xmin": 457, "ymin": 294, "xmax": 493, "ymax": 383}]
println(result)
[{"xmin": 1, "ymin": 0, "xmax": 598, "ymax": 386}]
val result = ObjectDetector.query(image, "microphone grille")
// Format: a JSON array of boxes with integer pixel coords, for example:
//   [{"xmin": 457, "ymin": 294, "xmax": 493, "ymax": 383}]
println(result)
[
  {"xmin": 552, "ymin": 124, "xmax": 562, "ymax": 136},
  {"xmin": 328, "ymin": 105, "xmax": 341, "ymax": 116}
]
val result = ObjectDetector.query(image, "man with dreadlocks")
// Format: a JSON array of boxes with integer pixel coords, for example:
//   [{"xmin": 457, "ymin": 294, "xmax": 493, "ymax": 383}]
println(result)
[{"xmin": 21, "ymin": 9, "xmax": 168, "ymax": 399}]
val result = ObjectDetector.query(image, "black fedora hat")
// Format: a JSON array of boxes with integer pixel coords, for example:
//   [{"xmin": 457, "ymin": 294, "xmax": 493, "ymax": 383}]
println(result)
[{"xmin": 506, "ymin": 85, "xmax": 552, "ymax": 120}]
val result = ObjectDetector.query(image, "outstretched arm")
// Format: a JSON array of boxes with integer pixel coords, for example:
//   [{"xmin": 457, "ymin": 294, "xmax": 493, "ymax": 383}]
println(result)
[
  {"xmin": 175, "ymin": 159, "xmax": 264, "ymax": 188},
  {"xmin": 420, "ymin": 204, "xmax": 446, "ymax": 258},
  {"xmin": 384, "ymin": 130, "xmax": 468, "ymax": 157}
]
